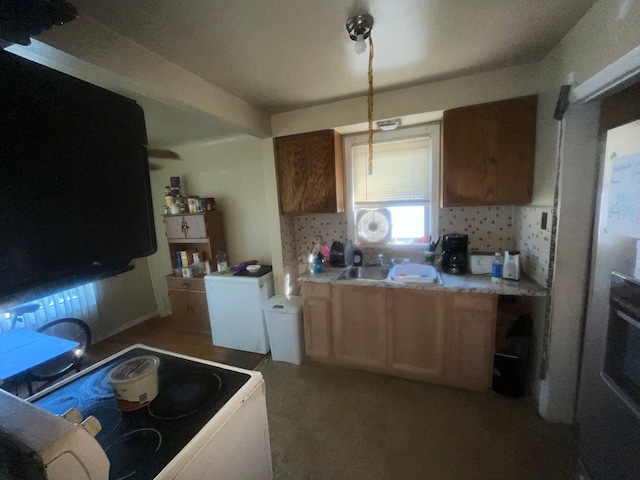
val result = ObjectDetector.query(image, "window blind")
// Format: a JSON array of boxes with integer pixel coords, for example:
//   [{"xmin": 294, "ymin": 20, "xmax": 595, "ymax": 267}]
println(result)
[
  {"xmin": 1, "ymin": 282, "xmax": 99, "ymax": 333},
  {"xmin": 352, "ymin": 136, "xmax": 430, "ymax": 203}
]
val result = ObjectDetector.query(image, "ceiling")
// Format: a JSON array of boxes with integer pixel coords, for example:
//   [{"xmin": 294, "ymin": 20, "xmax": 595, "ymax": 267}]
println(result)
[{"xmin": 8, "ymin": 0, "xmax": 598, "ymax": 146}]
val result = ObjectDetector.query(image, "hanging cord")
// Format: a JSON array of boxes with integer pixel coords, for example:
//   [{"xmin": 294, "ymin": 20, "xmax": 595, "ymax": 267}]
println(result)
[{"xmin": 367, "ymin": 35, "xmax": 374, "ymax": 175}]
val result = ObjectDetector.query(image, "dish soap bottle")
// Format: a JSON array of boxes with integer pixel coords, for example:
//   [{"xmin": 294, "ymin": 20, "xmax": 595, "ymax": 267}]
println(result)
[
  {"xmin": 216, "ymin": 250, "xmax": 229, "ymax": 273},
  {"xmin": 353, "ymin": 249, "xmax": 363, "ymax": 266},
  {"xmin": 314, "ymin": 252, "xmax": 324, "ymax": 274},
  {"xmin": 492, "ymin": 252, "xmax": 503, "ymax": 284}
]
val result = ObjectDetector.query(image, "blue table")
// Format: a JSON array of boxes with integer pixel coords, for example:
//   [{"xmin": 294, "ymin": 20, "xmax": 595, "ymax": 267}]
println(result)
[{"xmin": 0, "ymin": 329, "xmax": 79, "ymax": 383}]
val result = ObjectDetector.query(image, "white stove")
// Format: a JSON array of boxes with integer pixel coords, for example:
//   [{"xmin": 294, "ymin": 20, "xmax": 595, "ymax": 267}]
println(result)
[{"xmin": 0, "ymin": 344, "xmax": 273, "ymax": 480}]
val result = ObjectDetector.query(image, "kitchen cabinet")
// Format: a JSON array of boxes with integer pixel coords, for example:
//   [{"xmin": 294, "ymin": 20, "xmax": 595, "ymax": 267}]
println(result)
[
  {"xmin": 449, "ymin": 293, "xmax": 497, "ymax": 390},
  {"xmin": 441, "ymin": 95, "xmax": 537, "ymax": 207},
  {"xmin": 333, "ymin": 285, "xmax": 388, "ymax": 368},
  {"xmin": 163, "ymin": 212, "xmax": 226, "ymax": 270},
  {"xmin": 388, "ymin": 289, "xmax": 447, "ymax": 380},
  {"xmin": 163, "ymin": 212, "xmax": 226, "ymax": 331},
  {"xmin": 300, "ymin": 283, "xmax": 333, "ymax": 359},
  {"xmin": 274, "ymin": 130, "xmax": 345, "ymax": 214},
  {"xmin": 300, "ymin": 283, "xmax": 498, "ymax": 391},
  {"xmin": 166, "ymin": 276, "xmax": 210, "ymax": 333},
  {"xmin": 164, "ymin": 214, "xmax": 209, "ymax": 240}
]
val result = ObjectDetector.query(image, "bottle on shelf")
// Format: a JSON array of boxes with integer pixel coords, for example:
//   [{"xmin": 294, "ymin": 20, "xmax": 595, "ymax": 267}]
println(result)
[
  {"xmin": 216, "ymin": 250, "xmax": 229, "ymax": 273},
  {"xmin": 314, "ymin": 252, "xmax": 324, "ymax": 274},
  {"xmin": 492, "ymin": 252, "xmax": 503, "ymax": 284}
]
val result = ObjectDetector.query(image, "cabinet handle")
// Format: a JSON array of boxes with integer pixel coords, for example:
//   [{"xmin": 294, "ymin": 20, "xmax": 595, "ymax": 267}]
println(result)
[{"xmin": 182, "ymin": 283, "xmax": 189, "ymax": 289}]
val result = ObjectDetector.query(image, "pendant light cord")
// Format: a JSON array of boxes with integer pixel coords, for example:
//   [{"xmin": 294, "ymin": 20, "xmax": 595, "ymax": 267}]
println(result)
[{"xmin": 367, "ymin": 36, "xmax": 374, "ymax": 175}]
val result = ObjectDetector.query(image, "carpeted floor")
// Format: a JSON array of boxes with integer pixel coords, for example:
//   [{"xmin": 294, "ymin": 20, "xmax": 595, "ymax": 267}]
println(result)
[{"xmin": 257, "ymin": 357, "xmax": 577, "ymax": 480}]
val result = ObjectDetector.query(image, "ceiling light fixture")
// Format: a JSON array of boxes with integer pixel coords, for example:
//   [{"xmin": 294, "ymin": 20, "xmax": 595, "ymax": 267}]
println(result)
[
  {"xmin": 346, "ymin": 14, "xmax": 374, "ymax": 55},
  {"xmin": 347, "ymin": 14, "xmax": 375, "ymax": 174},
  {"xmin": 377, "ymin": 119, "xmax": 402, "ymax": 131}
]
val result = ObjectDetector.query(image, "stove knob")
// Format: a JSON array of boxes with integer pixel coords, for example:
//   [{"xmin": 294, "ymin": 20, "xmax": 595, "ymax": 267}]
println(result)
[
  {"xmin": 81, "ymin": 415, "xmax": 102, "ymax": 437},
  {"xmin": 61, "ymin": 407, "xmax": 83, "ymax": 424}
]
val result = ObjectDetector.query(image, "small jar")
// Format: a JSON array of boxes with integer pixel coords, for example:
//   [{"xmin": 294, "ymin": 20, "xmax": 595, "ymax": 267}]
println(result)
[{"xmin": 187, "ymin": 197, "xmax": 199, "ymax": 213}]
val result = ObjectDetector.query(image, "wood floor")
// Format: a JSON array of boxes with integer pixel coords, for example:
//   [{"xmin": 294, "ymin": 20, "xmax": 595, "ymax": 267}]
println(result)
[
  {"xmin": 84, "ymin": 316, "xmax": 265, "ymax": 370},
  {"xmin": 10, "ymin": 316, "xmax": 265, "ymax": 398}
]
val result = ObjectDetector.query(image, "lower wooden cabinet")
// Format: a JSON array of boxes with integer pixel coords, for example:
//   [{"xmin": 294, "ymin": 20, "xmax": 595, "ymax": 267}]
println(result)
[
  {"xmin": 389, "ymin": 289, "xmax": 447, "ymax": 379},
  {"xmin": 333, "ymin": 285, "xmax": 388, "ymax": 368},
  {"xmin": 300, "ymin": 283, "xmax": 498, "ymax": 391},
  {"xmin": 300, "ymin": 283, "xmax": 333, "ymax": 359},
  {"xmin": 166, "ymin": 275, "xmax": 211, "ymax": 334},
  {"xmin": 450, "ymin": 293, "xmax": 497, "ymax": 390}
]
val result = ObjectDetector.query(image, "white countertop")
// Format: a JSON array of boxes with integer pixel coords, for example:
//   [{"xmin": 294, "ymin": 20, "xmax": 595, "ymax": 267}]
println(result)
[{"xmin": 298, "ymin": 266, "xmax": 547, "ymax": 296}]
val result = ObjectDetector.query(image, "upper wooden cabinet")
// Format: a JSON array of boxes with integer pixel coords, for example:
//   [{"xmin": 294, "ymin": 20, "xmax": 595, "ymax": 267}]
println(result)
[
  {"xmin": 163, "ymin": 212, "xmax": 226, "ymax": 269},
  {"xmin": 441, "ymin": 95, "xmax": 537, "ymax": 207},
  {"xmin": 164, "ymin": 214, "xmax": 209, "ymax": 240},
  {"xmin": 274, "ymin": 130, "xmax": 345, "ymax": 214}
]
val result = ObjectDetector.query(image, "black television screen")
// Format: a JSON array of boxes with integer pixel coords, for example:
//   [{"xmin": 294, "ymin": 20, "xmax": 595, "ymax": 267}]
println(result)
[{"xmin": 0, "ymin": 50, "xmax": 157, "ymax": 305}]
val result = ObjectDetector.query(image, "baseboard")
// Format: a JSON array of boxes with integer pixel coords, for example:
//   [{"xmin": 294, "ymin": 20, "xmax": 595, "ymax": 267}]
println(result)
[{"xmin": 93, "ymin": 311, "xmax": 159, "ymax": 343}]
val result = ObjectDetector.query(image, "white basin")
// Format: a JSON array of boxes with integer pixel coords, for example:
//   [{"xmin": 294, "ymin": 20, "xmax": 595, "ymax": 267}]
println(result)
[{"xmin": 388, "ymin": 264, "xmax": 439, "ymax": 284}]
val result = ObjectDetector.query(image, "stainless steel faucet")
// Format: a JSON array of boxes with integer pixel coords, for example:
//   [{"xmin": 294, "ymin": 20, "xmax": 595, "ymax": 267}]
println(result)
[{"xmin": 377, "ymin": 254, "xmax": 396, "ymax": 267}]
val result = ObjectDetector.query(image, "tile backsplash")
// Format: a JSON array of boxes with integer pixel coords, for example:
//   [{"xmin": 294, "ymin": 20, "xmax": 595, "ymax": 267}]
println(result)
[
  {"xmin": 514, "ymin": 205, "xmax": 552, "ymax": 287},
  {"xmin": 280, "ymin": 215, "xmax": 297, "ymax": 266},
  {"xmin": 284, "ymin": 204, "xmax": 553, "ymax": 287},
  {"xmin": 294, "ymin": 213, "xmax": 348, "ymax": 261},
  {"xmin": 438, "ymin": 206, "xmax": 516, "ymax": 252}
]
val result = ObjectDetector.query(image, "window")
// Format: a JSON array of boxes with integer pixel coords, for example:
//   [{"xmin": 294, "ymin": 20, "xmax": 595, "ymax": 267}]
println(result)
[
  {"xmin": 1, "ymin": 282, "xmax": 99, "ymax": 332},
  {"xmin": 344, "ymin": 124, "xmax": 440, "ymax": 246}
]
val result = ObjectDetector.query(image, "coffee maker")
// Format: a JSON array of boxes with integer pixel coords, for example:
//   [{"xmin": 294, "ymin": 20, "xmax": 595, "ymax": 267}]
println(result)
[{"xmin": 441, "ymin": 233, "xmax": 468, "ymax": 274}]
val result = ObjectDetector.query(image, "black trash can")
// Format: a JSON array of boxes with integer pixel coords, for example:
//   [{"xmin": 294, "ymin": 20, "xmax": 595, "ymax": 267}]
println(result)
[{"xmin": 492, "ymin": 314, "xmax": 532, "ymax": 397}]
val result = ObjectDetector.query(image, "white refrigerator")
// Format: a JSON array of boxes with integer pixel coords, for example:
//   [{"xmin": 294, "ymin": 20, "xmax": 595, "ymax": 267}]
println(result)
[{"xmin": 205, "ymin": 269, "xmax": 274, "ymax": 353}]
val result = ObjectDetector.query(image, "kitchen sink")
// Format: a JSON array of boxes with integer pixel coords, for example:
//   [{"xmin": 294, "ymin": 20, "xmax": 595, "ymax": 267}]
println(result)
[{"xmin": 338, "ymin": 266, "xmax": 390, "ymax": 281}]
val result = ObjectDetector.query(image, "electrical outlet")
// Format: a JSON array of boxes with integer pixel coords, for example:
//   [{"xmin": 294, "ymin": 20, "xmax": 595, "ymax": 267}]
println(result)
[{"xmin": 541, "ymin": 212, "xmax": 548, "ymax": 230}]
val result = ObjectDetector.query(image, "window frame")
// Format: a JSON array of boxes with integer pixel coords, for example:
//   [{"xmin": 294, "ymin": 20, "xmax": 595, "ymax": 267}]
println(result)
[{"xmin": 344, "ymin": 123, "xmax": 441, "ymax": 246}]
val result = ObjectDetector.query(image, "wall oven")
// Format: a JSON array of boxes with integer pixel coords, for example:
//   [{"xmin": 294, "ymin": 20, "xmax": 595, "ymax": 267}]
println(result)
[{"xmin": 602, "ymin": 271, "xmax": 640, "ymax": 415}]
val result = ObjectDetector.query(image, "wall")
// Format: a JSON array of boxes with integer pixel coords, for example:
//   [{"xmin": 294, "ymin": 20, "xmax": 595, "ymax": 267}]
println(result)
[
  {"xmin": 92, "ymin": 257, "xmax": 158, "ymax": 341},
  {"xmin": 271, "ymin": 63, "xmax": 540, "ymax": 137},
  {"xmin": 147, "ymin": 136, "xmax": 273, "ymax": 314},
  {"xmin": 534, "ymin": 0, "xmax": 640, "ymax": 423}
]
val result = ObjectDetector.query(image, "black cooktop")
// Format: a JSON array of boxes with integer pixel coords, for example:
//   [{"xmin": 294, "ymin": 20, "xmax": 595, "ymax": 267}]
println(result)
[
  {"xmin": 233, "ymin": 265, "xmax": 272, "ymax": 277},
  {"xmin": 32, "ymin": 347, "xmax": 251, "ymax": 480}
]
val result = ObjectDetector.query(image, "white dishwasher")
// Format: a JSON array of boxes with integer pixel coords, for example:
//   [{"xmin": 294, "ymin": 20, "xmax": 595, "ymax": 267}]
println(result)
[{"xmin": 205, "ymin": 267, "xmax": 274, "ymax": 353}]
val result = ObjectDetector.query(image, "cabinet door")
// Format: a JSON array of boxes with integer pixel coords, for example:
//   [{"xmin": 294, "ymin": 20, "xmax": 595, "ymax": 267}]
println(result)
[
  {"xmin": 303, "ymin": 297, "xmax": 333, "ymax": 359},
  {"xmin": 389, "ymin": 289, "xmax": 447, "ymax": 379},
  {"xmin": 186, "ymin": 290, "xmax": 211, "ymax": 334},
  {"xmin": 164, "ymin": 215, "xmax": 186, "ymax": 240},
  {"xmin": 300, "ymin": 283, "xmax": 333, "ymax": 359},
  {"xmin": 450, "ymin": 293, "xmax": 497, "ymax": 390},
  {"xmin": 184, "ymin": 215, "xmax": 207, "ymax": 239},
  {"xmin": 168, "ymin": 288, "xmax": 190, "ymax": 323},
  {"xmin": 333, "ymin": 285, "xmax": 388, "ymax": 368},
  {"xmin": 274, "ymin": 130, "xmax": 344, "ymax": 214},
  {"xmin": 442, "ymin": 95, "xmax": 537, "ymax": 206}
]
